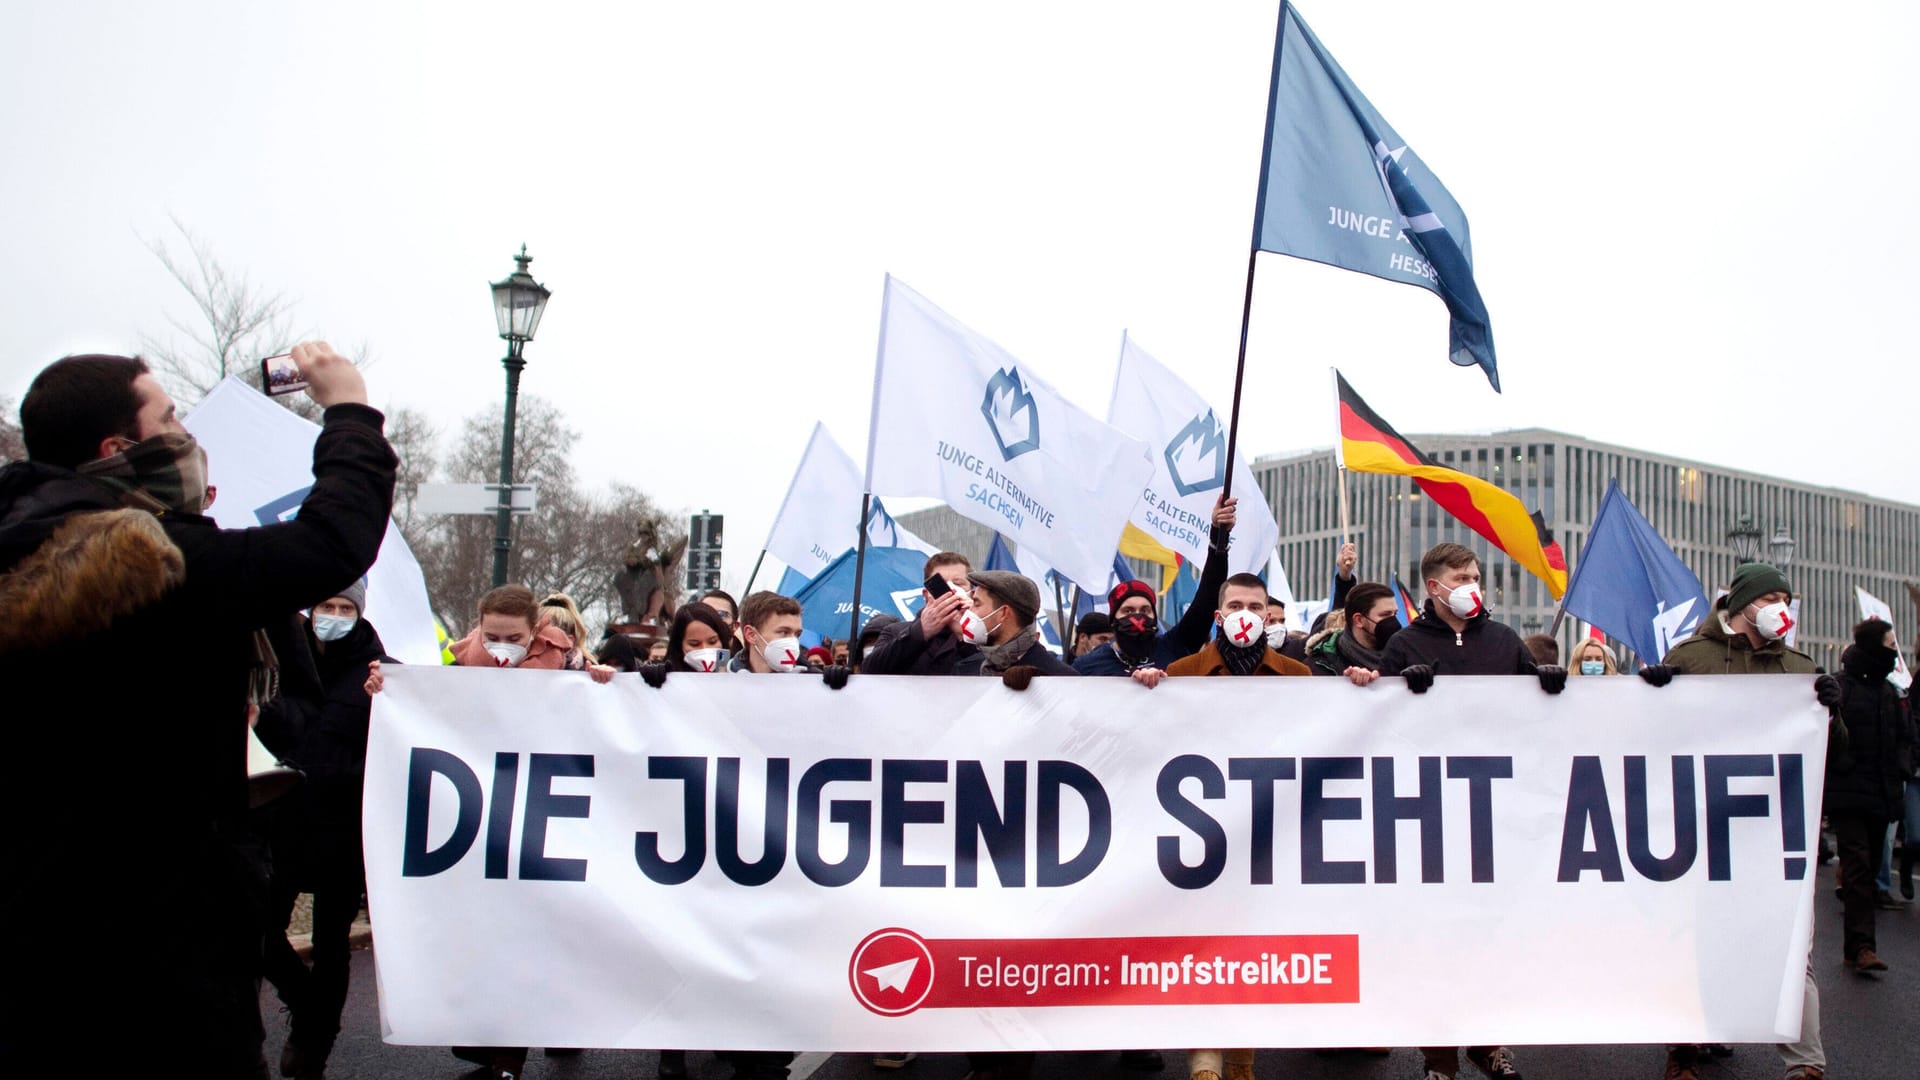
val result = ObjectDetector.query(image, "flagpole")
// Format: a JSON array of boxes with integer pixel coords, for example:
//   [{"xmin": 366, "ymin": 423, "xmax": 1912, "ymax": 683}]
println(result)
[
  {"xmin": 1052, "ymin": 575, "xmax": 1069, "ymax": 652},
  {"xmin": 742, "ymin": 549, "xmax": 767, "ymax": 596},
  {"xmin": 1219, "ymin": 248, "xmax": 1259, "ymax": 503},
  {"xmin": 1336, "ymin": 468, "xmax": 1351, "ymax": 545},
  {"xmin": 849, "ymin": 274, "xmax": 896, "ymax": 649},
  {"xmin": 1222, "ymin": 1, "xmax": 1291, "ymax": 499},
  {"xmin": 847, "ymin": 493, "xmax": 873, "ymax": 647}
]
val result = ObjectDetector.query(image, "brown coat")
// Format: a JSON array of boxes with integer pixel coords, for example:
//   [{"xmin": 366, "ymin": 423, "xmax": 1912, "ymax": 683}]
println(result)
[{"xmin": 1166, "ymin": 639, "xmax": 1312, "ymax": 677}]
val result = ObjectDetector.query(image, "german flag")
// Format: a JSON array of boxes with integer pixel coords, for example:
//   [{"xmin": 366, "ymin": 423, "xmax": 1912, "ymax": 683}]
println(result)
[{"xmin": 1336, "ymin": 371, "xmax": 1568, "ymax": 598}]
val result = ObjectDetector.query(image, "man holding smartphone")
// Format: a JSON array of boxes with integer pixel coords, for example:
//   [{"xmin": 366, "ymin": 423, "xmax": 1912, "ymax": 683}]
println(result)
[
  {"xmin": 0, "ymin": 342, "xmax": 396, "ymax": 1077},
  {"xmin": 859, "ymin": 551, "xmax": 978, "ymax": 676}
]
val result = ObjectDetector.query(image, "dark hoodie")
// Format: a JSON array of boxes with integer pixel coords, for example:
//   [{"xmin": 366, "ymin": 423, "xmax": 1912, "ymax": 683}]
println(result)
[{"xmin": 1377, "ymin": 600, "xmax": 1536, "ymax": 676}]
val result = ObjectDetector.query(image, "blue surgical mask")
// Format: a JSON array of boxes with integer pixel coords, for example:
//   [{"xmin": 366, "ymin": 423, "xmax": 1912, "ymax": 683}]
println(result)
[
  {"xmin": 1579, "ymin": 660, "xmax": 1605, "ymax": 676},
  {"xmin": 311, "ymin": 613, "xmax": 357, "ymax": 642}
]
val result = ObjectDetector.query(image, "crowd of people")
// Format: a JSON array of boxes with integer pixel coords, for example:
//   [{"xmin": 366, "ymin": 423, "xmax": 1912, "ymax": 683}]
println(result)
[{"xmin": 1, "ymin": 348, "xmax": 1914, "ymax": 1080}]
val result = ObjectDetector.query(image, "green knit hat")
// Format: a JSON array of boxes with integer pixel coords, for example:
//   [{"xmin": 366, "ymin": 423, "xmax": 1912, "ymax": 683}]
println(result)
[{"xmin": 1726, "ymin": 561, "xmax": 1792, "ymax": 615}]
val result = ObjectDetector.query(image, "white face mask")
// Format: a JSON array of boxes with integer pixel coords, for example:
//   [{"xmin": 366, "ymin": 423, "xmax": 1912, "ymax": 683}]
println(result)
[
  {"xmin": 758, "ymin": 635, "xmax": 803, "ymax": 671},
  {"xmin": 683, "ymin": 647, "xmax": 729, "ymax": 672},
  {"xmin": 1220, "ymin": 609, "xmax": 1265, "ymax": 649},
  {"xmin": 1747, "ymin": 600, "xmax": 1793, "ymax": 641},
  {"xmin": 958, "ymin": 609, "xmax": 991, "ymax": 646},
  {"xmin": 1439, "ymin": 581, "xmax": 1485, "ymax": 619},
  {"xmin": 483, "ymin": 641, "xmax": 528, "ymax": 667},
  {"xmin": 1264, "ymin": 621, "xmax": 1289, "ymax": 648},
  {"xmin": 311, "ymin": 613, "xmax": 356, "ymax": 643}
]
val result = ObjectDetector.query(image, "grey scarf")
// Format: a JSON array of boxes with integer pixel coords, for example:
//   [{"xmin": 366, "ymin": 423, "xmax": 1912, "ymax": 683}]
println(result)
[{"xmin": 979, "ymin": 626, "xmax": 1040, "ymax": 674}]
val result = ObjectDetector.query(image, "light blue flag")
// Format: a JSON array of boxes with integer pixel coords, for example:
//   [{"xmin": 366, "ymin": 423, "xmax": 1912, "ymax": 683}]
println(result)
[
  {"xmin": 1254, "ymin": 4, "xmax": 1499, "ymax": 390},
  {"xmin": 1560, "ymin": 481, "xmax": 1710, "ymax": 665}
]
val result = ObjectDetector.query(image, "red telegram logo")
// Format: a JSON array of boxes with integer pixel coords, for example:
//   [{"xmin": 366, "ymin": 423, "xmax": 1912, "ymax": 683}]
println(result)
[{"xmin": 849, "ymin": 928, "xmax": 936, "ymax": 1016}]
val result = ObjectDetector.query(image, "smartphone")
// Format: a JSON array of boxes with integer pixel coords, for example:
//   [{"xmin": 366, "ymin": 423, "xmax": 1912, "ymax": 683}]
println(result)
[
  {"xmin": 924, "ymin": 573, "xmax": 952, "ymax": 598},
  {"xmin": 260, "ymin": 353, "xmax": 307, "ymax": 396}
]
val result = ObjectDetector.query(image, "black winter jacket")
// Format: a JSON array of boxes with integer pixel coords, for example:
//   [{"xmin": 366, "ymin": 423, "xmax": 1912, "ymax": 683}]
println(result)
[
  {"xmin": 860, "ymin": 614, "xmax": 981, "ymax": 676},
  {"xmin": 261, "ymin": 616, "xmax": 395, "ymax": 890},
  {"xmin": 0, "ymin": 403, "xmax": 396, "ymax": 1050},
  {"xmin": 1827, "ymin": 644, "xmax": 1915, "ymax": 820},
  {"xmin": 1377, "ymin": 601, "xmax": 1537, "ymax": 677}
]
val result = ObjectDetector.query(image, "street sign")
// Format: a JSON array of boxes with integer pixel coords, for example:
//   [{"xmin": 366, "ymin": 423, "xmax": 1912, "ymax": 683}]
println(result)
[
  {"xmin": 686, "ymin": 510, "xmax": 724, "ymax": 593},
  {"xmin": 414, "ymin": 482, "xmax": 538, "ymax": 516}
]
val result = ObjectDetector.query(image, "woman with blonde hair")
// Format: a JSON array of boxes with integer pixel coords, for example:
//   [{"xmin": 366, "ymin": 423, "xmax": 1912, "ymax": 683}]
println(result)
[
  {"xmin": 539, "ymin": 592, "xmax": 594, "ymax": 667},
  {"xmin": 1569, "ymin": 637, "xmax": 1619, "ymax": 676}
]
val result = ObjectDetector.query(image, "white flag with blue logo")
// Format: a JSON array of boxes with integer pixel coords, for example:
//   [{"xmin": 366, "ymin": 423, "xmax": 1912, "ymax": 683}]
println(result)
[
  {"xmin": 863, "ymin": 276, "xmax": 1153, "ymax": 591},
  {"xmin": 1107, "ymin": 335, "xmax": 1278, "ymax": 574},
  {"xmin": 764, "ymin": 421, "xmax": 933, "ymax": 582},
  {"xmin": 184, "ymin": 377, "xmax": 441, "ymax": 666}
]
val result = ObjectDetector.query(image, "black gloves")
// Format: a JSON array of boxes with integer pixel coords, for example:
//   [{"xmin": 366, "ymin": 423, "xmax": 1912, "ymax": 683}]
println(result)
[
  {"xmin": 1639, "ymin": 664, "xmax": 1677, "ymax": 688},
  {"xmin": 1400, "ymin": 664, "xmax": 1434, "ymax": 694},
  {"xmin": 821, "ymin": 665, "xmax": 850, "ymax": 690},
  {"xmin": 1536, "ymin": 665, "xmax": 1568, "ymax": 695},
  {"xmin": 639, "ymin": 662, "xmax": 669, "ymax": 689},
  {"xmin": 1002, "ymin": 665, "xmax": 1039, "ymax": 691},
  {"xmin": 1815, "ymin": 673, "xmax": 1843, "ymax": 709}
]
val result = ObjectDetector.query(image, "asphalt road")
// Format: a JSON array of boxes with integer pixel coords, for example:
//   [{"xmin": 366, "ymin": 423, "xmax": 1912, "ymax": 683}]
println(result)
[{"xmin": 270, "ymin": 876, "xmax": 1916, "ymax": 1080}]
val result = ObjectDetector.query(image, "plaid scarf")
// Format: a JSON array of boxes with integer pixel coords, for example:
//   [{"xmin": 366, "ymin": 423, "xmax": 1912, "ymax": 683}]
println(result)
[{"xmin": 77, "ymin": 432, "xmax": 208, "ymax": 516}]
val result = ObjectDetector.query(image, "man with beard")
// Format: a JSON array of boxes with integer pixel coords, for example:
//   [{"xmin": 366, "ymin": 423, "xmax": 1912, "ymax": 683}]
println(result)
[{"xmin": 1304, "ymin": 581, "xmax": 1399, "ymax": 678}]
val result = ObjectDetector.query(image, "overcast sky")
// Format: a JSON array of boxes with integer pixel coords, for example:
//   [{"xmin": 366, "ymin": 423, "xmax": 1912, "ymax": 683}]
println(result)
[{"xmin": 6, "ymin": 1, "xmax": 1915, "ymax": 593}]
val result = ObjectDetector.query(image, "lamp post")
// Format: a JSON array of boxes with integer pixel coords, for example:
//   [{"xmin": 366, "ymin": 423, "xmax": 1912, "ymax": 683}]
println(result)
[
  {"xmin": 1726, "ymin": 513, "xmax": 1762, "ymax": 563},
  {"xmin": 1768, "ymin": 525, "xmax": 1796, "ymax": 572},
  {"xmin": 489, "ymin": 245, "xmax": 551, "ymax": 588}
]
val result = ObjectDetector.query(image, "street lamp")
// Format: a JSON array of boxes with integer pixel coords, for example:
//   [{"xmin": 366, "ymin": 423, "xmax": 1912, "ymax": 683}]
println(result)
[
  {"xmin": 1726, "ymin": 513, "xmax": 1762, "ymax": 563},
  {"xmin": 489, "ymin": 245, "xmax": 551, "ymax": 588},
  {"xmin": 1768, "ymin": 525, "xmax": 1796, "ymax": 572}
]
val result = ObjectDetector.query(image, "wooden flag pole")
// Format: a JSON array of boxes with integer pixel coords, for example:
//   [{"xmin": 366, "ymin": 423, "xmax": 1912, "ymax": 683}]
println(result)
[{"xmin": 1336, "ymin": 466, "xmax": 1352, "ymax": 545}]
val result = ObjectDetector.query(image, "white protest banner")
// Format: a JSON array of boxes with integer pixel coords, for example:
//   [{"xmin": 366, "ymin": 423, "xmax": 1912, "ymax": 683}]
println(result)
[
  {"xmin": 186, "ymin": 378, "xmax": 440, "ymax": 665},
  {"xmin": 1107, "ymin": 335, "xmax": 1278, "ymax": 574},
  {"xmin": 367, "ymin": 669, "xmax": 1825, "ymax": 1051},
  {"xmin": 765, "ymin": 422, "xmax": 934, "ymax": 581},
  {"xmin": 1854, "ymin": 587, "xmax": 1913, "ymax": 689},
  {"xmin": 863, "ymin": 277, "xmax": 1153, "ymax": 590}
]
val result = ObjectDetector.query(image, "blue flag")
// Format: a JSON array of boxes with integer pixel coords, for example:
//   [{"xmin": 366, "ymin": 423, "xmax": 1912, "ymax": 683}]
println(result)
[
  {"xmin": 985, "ymin": 533, "xmax": 1019, "ymax": 573},
  {"xmin": 1254, "ymin": 4, "xmax": 1499, "ymax": 390},
  {"xmin": 1560, "ymin": 481, "xmax": 1710, "ymax": 665},
  {"xmin": 789, "ymin": 546, "xmax": 928, "ymax": 643}
]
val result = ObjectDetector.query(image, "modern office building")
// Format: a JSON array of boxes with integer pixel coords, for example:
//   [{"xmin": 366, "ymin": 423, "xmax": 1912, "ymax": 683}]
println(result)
[
  {"xmin": 895, "ymin": 428, "xmax": 1920, "ymax": 668},
  {"xmin": 1254, "ymin": 428, "xmax": 1920, "ymax": 669}
]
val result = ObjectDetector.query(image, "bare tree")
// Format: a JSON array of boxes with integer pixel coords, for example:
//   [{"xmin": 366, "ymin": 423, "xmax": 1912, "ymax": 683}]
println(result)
[
  {"xmin": 383, "ymin": 404, "xmax": 439, "ymax": 534},
  {"xmin": 0, "ymin": 396, "xmax": 24, "ymax": 464},
  {"xmin": 139, "ymin": 215, "xmax": 301, "ymax": 405},
  {"xmin": 409, "ymin": 397, "xmax": 683, "ymax": 641}
]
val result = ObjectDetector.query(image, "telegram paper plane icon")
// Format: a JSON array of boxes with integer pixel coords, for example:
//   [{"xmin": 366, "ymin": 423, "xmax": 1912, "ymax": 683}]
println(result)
[{"xmin": 863, "ymin": 958, "xmax": 920, "ymax": 993}]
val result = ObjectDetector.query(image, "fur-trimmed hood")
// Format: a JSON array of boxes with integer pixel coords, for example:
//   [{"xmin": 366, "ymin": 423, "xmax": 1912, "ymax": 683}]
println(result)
[{"xmin": 0, "ymin": 505, "xmax": 185, "ymax": 653}]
